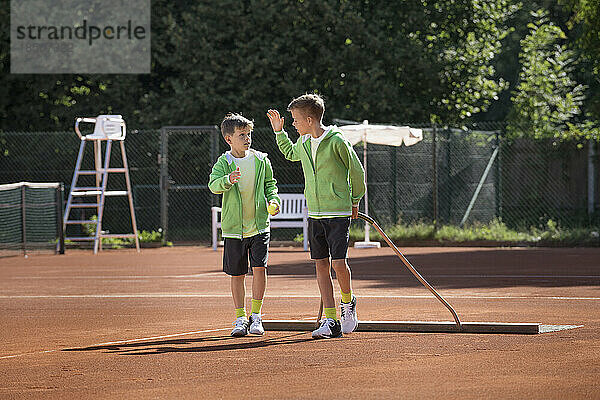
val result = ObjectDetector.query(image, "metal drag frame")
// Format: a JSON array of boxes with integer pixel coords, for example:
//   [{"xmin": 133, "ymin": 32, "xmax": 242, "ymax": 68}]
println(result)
[{"xmin": 263, "ymin": 212, "xmax": 580, "ymax": 335}]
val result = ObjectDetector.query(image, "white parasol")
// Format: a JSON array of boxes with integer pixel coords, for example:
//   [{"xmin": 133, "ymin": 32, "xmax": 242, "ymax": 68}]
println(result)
[{"xmin": 340, "ymin": 120, "xmax": 423, "ymax": 248}]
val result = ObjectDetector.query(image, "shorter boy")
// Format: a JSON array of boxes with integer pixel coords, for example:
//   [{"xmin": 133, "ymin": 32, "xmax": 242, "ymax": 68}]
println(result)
[{"xmin": 209, "ymin": 113, "xmax": 280, "ymax": 337}]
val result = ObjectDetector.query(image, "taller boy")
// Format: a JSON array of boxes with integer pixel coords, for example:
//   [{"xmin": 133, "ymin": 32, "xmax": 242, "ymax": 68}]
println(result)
[{"xmin": 267, "ymin": 94, "xmax": 366, "ymax": 339}]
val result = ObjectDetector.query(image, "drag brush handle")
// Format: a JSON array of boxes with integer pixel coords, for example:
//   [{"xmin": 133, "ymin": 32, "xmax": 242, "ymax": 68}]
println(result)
[
  {"xmin": 356, "ymin": 212, "xmax": 462, "ymax": 327},
  {"xmin": 316, "ymin": 299, "xmax": 323, "ymax": 329}
]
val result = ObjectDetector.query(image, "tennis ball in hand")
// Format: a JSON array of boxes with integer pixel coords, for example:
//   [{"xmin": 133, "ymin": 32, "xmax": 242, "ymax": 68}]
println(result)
[{"xmin": 267, "ymin": 203, "xmax": 278, "ymax": 215}]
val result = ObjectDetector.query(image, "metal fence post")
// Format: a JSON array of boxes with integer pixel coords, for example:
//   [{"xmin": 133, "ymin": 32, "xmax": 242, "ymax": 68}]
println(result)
[
  {"xmin": 159, "ymin": 127, "xmax": 169, "ymax": 245},
  {"xmin": 496, "ymin": 131, "xmax": 503, "ymax": 221},
  {"xmin": 432, "ymin": 124, "xmax": 438, "ymax": 228},
  {"xmin": 445, "ymin": 128, "xmax": 452, "ymax": 223},
  {"xmin": 392, "ymin": 145, "xmax": 397, "ymax": 224},
  {"xmin": 588, "ymin": 139, "xmax": 596, "ymax": 221},
  {"xmin": 211, "ymin": 126, "xmax": 219, "ymax": 207}
]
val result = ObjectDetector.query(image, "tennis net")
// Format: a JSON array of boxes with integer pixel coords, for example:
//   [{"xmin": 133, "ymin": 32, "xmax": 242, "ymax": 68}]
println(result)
[{"xmin": 0, "ymin": 182, "xmax": 64, "ymax": 256}]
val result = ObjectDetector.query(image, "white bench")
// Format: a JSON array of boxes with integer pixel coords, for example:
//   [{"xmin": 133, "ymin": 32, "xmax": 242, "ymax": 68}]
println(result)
[{"xmin": 211, "ymin": 193, "xmax": 308, "ymax": 251}]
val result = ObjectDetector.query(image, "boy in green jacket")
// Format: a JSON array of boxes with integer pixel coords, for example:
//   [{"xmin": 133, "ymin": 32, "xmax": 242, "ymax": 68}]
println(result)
[
  {"xmin": 267, "ymin": 94, "xmax": 365, "ymax": 339},
  {"xmin": 209, "ymin": 113, "xmax": 281, "ymax": 337}
]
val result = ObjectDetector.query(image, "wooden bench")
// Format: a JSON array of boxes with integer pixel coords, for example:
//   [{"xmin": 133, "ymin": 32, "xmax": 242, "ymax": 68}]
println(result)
[{"xmin": 211, "ymin": 193, "xmax": 308, "ymax": 251}]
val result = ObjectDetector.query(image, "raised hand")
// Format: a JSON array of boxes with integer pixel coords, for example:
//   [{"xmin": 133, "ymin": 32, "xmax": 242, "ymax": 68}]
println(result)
[
  {"xmin": 266, "ymin": 109, "xmax": 284, "ymax": 133},
  {"xmin": 229, "ymin": 166, "xmax": 241, "ymax": 184}
]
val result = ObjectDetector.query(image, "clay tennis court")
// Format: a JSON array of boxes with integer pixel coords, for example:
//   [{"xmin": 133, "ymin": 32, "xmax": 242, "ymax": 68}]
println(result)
[{"xmin": 1, "ymin": 246, "xmax": 599, "ymax": 399}]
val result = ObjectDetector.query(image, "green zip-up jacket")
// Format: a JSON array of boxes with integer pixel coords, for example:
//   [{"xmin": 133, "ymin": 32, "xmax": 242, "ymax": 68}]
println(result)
[
  {"xmin": 276, "ymin": 126, "xmax": 365, "ymax": 218},
  {"xmin": 208, "ymin": 149, "xmax": 280, "ymax": 239}
]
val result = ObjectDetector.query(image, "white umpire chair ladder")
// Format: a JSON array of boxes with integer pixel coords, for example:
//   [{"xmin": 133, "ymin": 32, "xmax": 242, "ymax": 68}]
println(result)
[{"xmin": 63, "ymin": 115, "xmax": 140, "ymax": 254}]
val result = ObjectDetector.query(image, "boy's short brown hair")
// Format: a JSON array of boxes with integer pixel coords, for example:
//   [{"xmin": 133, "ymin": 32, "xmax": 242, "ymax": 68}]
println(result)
[
  {"xmin": 220, "ymin": 113, "xmax": 254, "ymax": 138},
  {"xmin": 287, "ymin": 93, "xmax": 325, "ymax": 121}
]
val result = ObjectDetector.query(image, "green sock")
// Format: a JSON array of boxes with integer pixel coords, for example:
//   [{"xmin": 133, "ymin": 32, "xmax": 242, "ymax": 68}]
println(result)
[
  {"xmin": 235, "ymin": 307, "xmax": 246, "ymax": 318},
  {"xmin": 324, "ymin": 307, "xmax": 337, "ymax": 320},
  {"xmin": 251, "ymin": 298, "xmax": 263, "ymax": 314},
  {"xmin": 341, "ymin": 291, "xmax": 352, "ymax": 303}
]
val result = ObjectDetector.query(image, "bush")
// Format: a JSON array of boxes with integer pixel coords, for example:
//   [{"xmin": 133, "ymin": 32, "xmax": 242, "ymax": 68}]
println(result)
[
  {"xmin": 81, "ymin": 216, "xmax": 172, "ymax": 247},
  {"xmin": 343, "ymin": 218, "xmax": 600, "ymax": 246}
]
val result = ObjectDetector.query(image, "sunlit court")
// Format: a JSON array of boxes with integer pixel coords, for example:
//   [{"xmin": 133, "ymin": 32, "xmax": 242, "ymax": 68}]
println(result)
[
  {"xmin": 3, "ymin": 0, "xmax": 600, "ymax": 398},
  {"xmin": 1, "ymin": 246, "xmax": 599, "ymax": 398}
]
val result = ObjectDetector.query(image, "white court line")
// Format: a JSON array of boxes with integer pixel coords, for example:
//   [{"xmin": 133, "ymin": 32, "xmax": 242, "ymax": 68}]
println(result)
[
  {"xmin": 9, "ymin": 274, "xmax": 600, "ymax": 280},
  {"xmin": 422, "ymin": 275, "xmax": 600, "ymax": 279},
  {"xmin": 0, "ymin": 327, "xmax": 230, "ymax": 360},
  {"xmin": 10, "ymin": 273, "xmax": 225, "ymax": 280},
  {"xmin": 0, "ymin": 349, "xmax": 57, "ymax": 360},
  {"xmin": 1, "ymin": 294, "xmax": 600, "ymax": 300}
]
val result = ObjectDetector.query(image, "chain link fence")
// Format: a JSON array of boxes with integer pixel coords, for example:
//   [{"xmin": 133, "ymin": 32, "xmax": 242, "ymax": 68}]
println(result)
[
  {"xmin": 0, "ymin": 122, "xmax": 598, "ymax": 246},
  {"xmin": 159, "ymin": 126, "xmax": 220, "ymax": 242},
  {"xmin": 0, "ymin": 129, "xmax": 161, "ymax": 241}
]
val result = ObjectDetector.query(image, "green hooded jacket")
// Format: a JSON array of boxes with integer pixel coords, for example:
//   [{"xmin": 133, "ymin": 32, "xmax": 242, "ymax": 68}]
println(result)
[
  {"xmin": 208, "ymin": 149, "xmax": 280, "ymax": 239},
  {"xmin": 276, "ymin": 126, "xmax": 365, "ymax": 218}
]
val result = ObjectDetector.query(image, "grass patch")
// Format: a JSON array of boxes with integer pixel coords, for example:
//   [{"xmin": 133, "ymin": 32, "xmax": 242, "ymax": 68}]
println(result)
[
  {"xmin": 323, "ymin": 218, "xmax": 600, "ymax": 247},
  {"xmin": 435, "ymin": 219, "xmax": 532, "ymax": 242},
  {"xmin": 78, "ymin": 216, "xmax": 172, "ymax": 248}
]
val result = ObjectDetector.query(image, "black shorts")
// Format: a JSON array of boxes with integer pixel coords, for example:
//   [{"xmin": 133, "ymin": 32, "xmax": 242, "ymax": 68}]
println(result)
[
  {"xmin": 223, "ymin": 232, "xmax": 270, "ymax": 276},
  {"xmin": 308, "ymin": 217, "xmax": 351, "ymax": 260}
]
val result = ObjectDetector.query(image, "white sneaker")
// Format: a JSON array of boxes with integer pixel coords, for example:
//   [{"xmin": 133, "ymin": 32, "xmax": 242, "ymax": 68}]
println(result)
[
  {"xmin": 340, "ymin": 295, "xmax": 358, "ymax": 334},
  {"xmin": 311, "ymin": 318, "xmax": 342, "ymax": 339},
  {"xmin": 249, "ymin": 313, "xmax": 265, "ymax": 335},
  {"xmin": 231, "ymin": 316, "xmax": 249, "ymax": 337}
]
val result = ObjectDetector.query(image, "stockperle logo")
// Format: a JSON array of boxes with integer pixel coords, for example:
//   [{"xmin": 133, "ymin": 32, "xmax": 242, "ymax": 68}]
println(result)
[{"xmin": 11, "ymin": 0, "xmax": 150, "ymax": 74}]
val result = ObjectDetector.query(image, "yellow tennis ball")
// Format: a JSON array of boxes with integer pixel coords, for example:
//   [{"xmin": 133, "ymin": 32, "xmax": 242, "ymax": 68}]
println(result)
[{"xmin": 267, "ymin": 203, "xmax": 278, "ymax": 215}]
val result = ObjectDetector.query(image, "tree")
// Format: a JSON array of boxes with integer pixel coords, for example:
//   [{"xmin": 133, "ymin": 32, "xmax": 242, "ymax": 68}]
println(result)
[
  {"xmin": 560, "ymin": 0, "xmax": 600, "ymax": 122},
  {"xmin": 561, "ymin": 0, "xmax": 600, "ymax": 66},
  {"xmin": 422, "ymin": 0, "xmax": 519, "ymax": 122},
  {"xmin": 0, "ymin": 0, "xmax": 527, "ymax": 130},
  {"xmin": 507, "ymin": 10, "xmax": 590, "ymax": 141},
  {"xmin": 142, "ymin": 0, "xmax": 519, "ymax": 126}
]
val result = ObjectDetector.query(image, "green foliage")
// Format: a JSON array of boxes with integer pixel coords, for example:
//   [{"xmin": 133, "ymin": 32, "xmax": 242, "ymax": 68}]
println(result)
[
  {"xmin": 82, "ymin": 216, "xmax": 170, "ymax": 247},
  {"xmin": 435, "ymin": 219, "xmax": 531, "ymax": 242},
  {"xmin": 561, "ymin": 0, "xmax": 600, "ymax": 70},
  {"xmin": 346, "ymin": 218, "xmax": 600, "ymax": 246},
  {"xmin": 427, "ymin": 0, "xmax": 519, "ymax": 122},
  {"xmin": 148, "ymin": 0, "xmax": 519, "ymax": 125},
  {"xmin": 560, "ymin": 0, "xmax": 600, "ymax": 125},
  {"xmin": 3, "ymin": 1, "xmax": 599, "ymax": 139},
  {"xmin": 1, "ymin": 0, "xmax": 519, "ymax": 130},
  {"xmin": 507, "ymin": 10, "xmax": 589, "ymax": 141},
  {"xmin": 137, "ymin": 229, "xmax": 163, "ymax": 243},
  {"xmin": 351, "ymin": 222, "xmax": 436, "ymax": 242},
  {"xmin": 525, "ymin": 218, "xmax": 600, "ymax": 245}
]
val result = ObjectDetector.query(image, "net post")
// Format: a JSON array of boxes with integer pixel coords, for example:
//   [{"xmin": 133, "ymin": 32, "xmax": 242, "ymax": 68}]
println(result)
[
  {"xmin": 57, "ymin": 183, "xmax": 65, "ymax": 254},
  {"xmin": 21, "ymin": 184, "xmax": 26, "ymax": 256}
]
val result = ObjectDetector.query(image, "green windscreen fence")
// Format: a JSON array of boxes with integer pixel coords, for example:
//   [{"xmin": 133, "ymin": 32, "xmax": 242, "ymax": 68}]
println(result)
[{"xmin": 0, "ymin": 182, "xmax": 64, "ymax": 255}]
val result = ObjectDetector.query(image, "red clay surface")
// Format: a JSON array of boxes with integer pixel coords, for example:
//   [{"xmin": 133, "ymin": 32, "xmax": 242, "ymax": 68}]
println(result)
[{"xmin": 1, "ymin": 246, "xmax": 599, "ymax": 399}]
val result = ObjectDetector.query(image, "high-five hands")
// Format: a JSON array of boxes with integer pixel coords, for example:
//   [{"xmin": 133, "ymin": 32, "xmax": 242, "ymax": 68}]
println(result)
[
  {"xmin": 266, "ymin": 109, "xmax": 284, "ymax": 133},
  {"xmin": 229, "ymin": 166, "xmax": 241, "ymax": 184}
]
